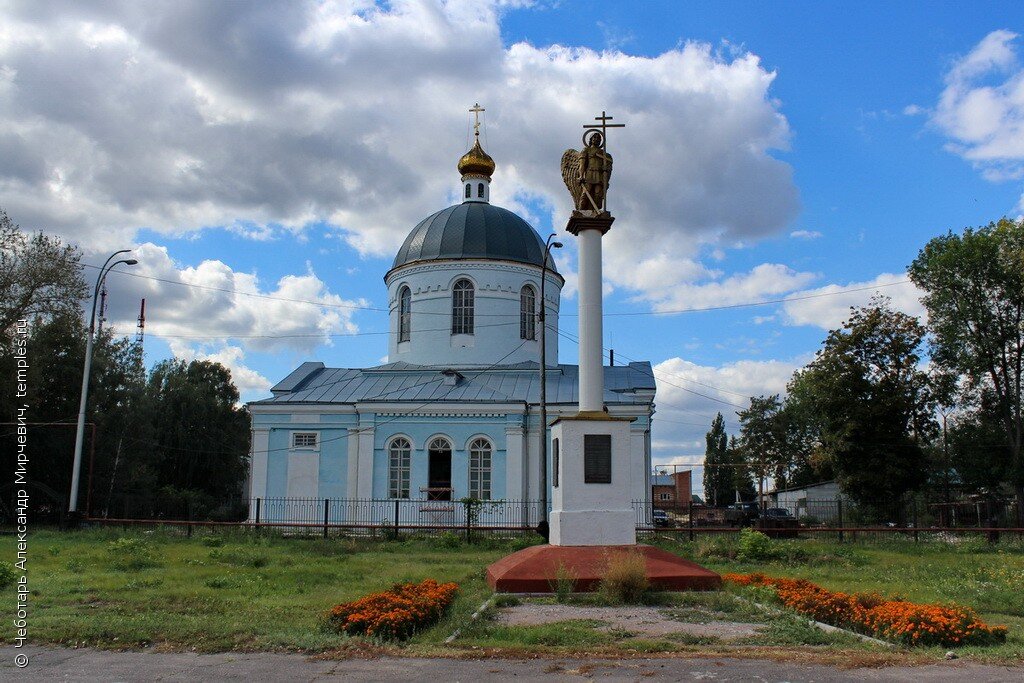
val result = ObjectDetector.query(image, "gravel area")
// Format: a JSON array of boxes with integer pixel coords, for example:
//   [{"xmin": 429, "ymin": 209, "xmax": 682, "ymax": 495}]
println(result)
[{"xmin": 493, "ymin": 603, "xmax": 764, "ymax": 639}]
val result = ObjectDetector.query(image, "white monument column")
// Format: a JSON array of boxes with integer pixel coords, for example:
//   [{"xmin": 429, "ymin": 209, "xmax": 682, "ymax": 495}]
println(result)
[
  {"xmin": 549, "ymin": 114, "xmax": 635, "ymax": 547},
  {"xmin": 577, "ymin": 228, "xmax": 604, "ymax": 413}
]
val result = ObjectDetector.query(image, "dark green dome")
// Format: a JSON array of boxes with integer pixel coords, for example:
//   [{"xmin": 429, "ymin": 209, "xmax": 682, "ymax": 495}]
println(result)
[{"xmin": 391, "ymin": 203, "xmax": 557, "ymax": 272}]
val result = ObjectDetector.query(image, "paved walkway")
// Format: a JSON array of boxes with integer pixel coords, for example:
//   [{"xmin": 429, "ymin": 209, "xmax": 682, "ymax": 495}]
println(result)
[{"xmin": 2, "ymin": 646, "xmax": 1023, "ymax": 682}]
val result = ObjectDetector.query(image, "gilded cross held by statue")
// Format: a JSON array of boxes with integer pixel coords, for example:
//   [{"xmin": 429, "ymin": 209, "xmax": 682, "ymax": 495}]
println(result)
[
  {"xmin": 469, "ymin": 103, "xmax": 485, "ymax": 138},
  {"xmin": 583, "ymin": 110, "xmax": 625, "ymax": 150}
]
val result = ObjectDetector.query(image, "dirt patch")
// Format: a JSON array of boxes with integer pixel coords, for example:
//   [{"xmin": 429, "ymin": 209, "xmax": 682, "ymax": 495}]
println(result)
[{"xmin": 493, "ymin": 604, "xmax": 763, "ymax": 640}]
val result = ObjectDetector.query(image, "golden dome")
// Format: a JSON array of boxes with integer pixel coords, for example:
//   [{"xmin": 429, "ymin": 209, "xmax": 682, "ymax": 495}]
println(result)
[{"xmin": 457, "ymin": 138, "xmax": 495, "ymax": 178}]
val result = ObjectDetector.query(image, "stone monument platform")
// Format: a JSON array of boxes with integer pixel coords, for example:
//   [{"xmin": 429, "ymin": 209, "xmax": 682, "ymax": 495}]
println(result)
[{"xmin": 486, "ymin": 544, "xmax": 722, "ymax": 593}]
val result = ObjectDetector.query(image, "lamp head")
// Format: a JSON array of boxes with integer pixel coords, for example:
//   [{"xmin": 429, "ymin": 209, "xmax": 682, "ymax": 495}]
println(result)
[
  {"xmin": 552, "ymin": 241, "xmax": 564, "ymax": 249},
  {"xmin": 124, "ymin": 259, "xmax": 139, "ymax": 265}
]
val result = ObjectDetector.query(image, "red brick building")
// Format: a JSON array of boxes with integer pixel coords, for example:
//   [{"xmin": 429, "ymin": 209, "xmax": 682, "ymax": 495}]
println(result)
[{"xmin": 651, "ymin": 470, "xmax": 692, "ymax": 510}]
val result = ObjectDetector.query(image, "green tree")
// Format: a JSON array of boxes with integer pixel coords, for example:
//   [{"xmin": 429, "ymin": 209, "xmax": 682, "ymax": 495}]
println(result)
[
  {"xmin": 702, "ymin": 413, "xmax": 731, "ymax": 506},
  {"xmin": 0, "ymin": 211, "xmax": 87, "ymax": 338},
  {"xmin": 737, "ymin": 395, "xmax": 790, "ymax": 506},
  {"xmin": 142, "ymin": 359, "xmax": 250, "ymax": 506},
  {"xmin": 727, "ymin": 435, "xmax": 756, "ymax": 502},
  {"xmin": 790, "ymin": 297, "xmax": 935, "ymax": 509},
  {"xmin": 908, "ymin": 218, "xmax": 1024, "ymax": 511}
]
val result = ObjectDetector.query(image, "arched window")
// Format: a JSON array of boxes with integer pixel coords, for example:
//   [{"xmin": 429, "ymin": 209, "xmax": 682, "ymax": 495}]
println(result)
[
  {"xmin": 388, "ymin": 437, "xmax": 411, "ymax": 499},
  {"xmin": 477, "ymin": 182, "xmax": 484, "ymax": 198},
  {"xmin": 451, "ymin": 279, "xmax": 474, "ymax": 335},
  {"xmin": 398, "ymin": 286, "xmax": 411, "ymax": 342},
  {"xmin": 427, "ymin": 436, "xmax": 453, "ymax": 501},
  {"xmin": 520, "ymin": 284, "xmax": 536, "ymax": 340},
  {"xmin": 464, "ymin": 183, "xmax": 471, "ymax": 199},
  {"xmin": 468, "ymin": 438, "xmax": 492, "ymax": 500}
]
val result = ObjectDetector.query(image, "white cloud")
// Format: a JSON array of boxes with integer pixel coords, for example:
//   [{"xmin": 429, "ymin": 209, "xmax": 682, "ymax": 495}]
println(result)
[
  {"xmin": 638, "ymin": 262, "xmax": 817, "ymax": 313},
  {"xmin": 789, "ymin": 229, "xmax": 821, "ymax": 240},
  {"xmin": 931, "ymin": 30, "xmax": 1024, "ymax": 181},
  {"xmin": 0, "ymin": 1, "xmax": 799, "ymax": 306},
  {"xmin": 98, "ymin": 243, "xmax": 368, "ymax": 354},
  {"xmin": 167, "ymin": 341, "xmax": 270, "ymax": 402},
  {"xmin": 651, "ymin": 356, "xmax": 804, "ymax": 465},
  {"xmin": 781, "ymin": 272, "xmax": 925, "ymax": 330}
]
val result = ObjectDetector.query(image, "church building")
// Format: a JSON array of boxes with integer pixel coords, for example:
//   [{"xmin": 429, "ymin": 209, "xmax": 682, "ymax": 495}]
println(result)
[{"xmin": 246, "ymin": 131, "xmax": 656, "ymax": 525}]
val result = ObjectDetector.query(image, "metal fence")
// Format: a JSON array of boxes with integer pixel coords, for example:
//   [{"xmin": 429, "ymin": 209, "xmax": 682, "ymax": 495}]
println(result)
[{"xmin": 81, "ymin": 496, "xmax": 1024, "ymax": 541}]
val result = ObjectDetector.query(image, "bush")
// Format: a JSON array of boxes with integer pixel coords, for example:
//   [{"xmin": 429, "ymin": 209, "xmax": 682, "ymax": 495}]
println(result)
[
  {"xmin": 201, "ymin": 536, "xmax": 224, "ymax": 548},
  {"xmin": 431, "ymin": 532, "xmax": 462, "ymax": 550},
  {"xmin": 725, "ymin": 572, "xmax": 1008, "ymax": 647},
  {"xmin": 551, "ymin": 562, "xmax": 577, "ymax": 603},
  {"xmin": 326, "ymin": 578, "xmax": 459, "ymax": 640},
  {"xmin": 599, "ymin": 550, "xmax": 649, "ymax": 604},
  {"xmin": 0, "ymin": 562, "xmax": 16, "ymax": 589},
  {"xmin": 737, "ymin": 529, "xmax": 776, "ymax": 562},
  {"xmin": 107, "ymin": 538, "xmax": 160, "ymax": 571}
]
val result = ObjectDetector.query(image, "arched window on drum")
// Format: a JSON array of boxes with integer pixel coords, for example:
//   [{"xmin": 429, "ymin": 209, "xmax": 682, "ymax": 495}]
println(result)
[
  {"xmin": 520, "ymin": 284, "xmax": 537, "ymax": 340},
  {"xmin": 451, "ymin": 279, "xmax": 474, "ymax": 335},
  {"xmin": 398, "ymin": 286, "xmax": 411, "ymax": 342}
]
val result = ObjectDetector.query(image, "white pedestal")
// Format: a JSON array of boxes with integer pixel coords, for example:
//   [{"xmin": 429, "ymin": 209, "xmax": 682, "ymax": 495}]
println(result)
[{"xmin": 549, "ymin": 414, "xmax": 636, "ymax": 546}]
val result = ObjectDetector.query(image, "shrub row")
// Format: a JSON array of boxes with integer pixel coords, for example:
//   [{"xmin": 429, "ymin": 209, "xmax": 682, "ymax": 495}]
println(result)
[
  {"xmin": 724, "ymin": 572, "xmax": 1007, "ymax": 647},
  {"xmin": 326, "ymin": 579, "xmax": 458, "ymax": 640}
]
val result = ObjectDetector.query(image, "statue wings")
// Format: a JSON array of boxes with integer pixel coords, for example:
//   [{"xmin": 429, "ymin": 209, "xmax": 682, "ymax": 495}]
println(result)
[{"xmin": 560, "ymin": 148, "xmax": 584, "ymax": 210}]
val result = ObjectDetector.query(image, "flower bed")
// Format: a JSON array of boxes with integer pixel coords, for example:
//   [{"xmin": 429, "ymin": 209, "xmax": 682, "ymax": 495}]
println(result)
[
  {"xmin": 724, "ymin": 572, "xmax": 1006, "ymax": 647},
  {"xmin": 326, "ymin": 579, "xmax": 459, "ymax": 640}
]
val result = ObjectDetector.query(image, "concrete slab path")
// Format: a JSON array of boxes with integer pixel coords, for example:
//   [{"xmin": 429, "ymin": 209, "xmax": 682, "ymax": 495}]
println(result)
[{"xmin": 3, "ymin": 646, "xmax": 1024, "ymax": 682}]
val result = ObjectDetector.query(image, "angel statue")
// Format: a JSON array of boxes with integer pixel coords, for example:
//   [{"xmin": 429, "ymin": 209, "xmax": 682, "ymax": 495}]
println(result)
[{"xmin": 561, "ymin": 130, "xmax": 612, "ymax": 215}]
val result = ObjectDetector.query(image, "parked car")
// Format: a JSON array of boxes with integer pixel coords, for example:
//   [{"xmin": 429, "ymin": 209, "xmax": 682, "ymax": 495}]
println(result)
[
  {"xmin": 652, "ymin": 509, "xmax": 672, "ymax": 527},
  {"xmin": 758, "ymin": 506, "xmax": 800, "ymax": 538},
  {"xmin": 725, "ymin": 501, "xmax": 760, "ymax": 527},
  {"xmin": 760, "ymin": 507, "xmax": 794, "ymax": 519}
]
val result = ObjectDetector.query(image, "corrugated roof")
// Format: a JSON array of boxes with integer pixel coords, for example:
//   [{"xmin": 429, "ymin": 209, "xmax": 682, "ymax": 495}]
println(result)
[{"xmin": 252, "ymin": 361, "xmax": 656, "ymax": 406}]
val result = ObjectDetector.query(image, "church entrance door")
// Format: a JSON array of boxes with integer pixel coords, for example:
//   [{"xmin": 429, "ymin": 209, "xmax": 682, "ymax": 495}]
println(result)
[{"xmin": 427, "ymin": 438, "xmax": 452, "ymax": 501}]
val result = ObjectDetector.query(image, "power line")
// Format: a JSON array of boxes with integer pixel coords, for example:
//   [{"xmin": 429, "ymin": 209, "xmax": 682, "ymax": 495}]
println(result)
[{"xmin": 83, "ymin": 261, "xmax": 914, "ymax": 319}]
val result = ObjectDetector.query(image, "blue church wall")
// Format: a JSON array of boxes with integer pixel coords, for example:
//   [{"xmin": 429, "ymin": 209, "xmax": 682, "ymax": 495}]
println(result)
[{"xmin": 371, "ymin": 416, "xmax": 509, "ymax": 500}]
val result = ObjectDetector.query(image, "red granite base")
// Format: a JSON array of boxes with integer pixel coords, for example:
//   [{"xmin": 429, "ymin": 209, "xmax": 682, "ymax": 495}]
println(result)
[{"xmin": 486, "ymin": 544, "xmax": 721, "ymax": 593}]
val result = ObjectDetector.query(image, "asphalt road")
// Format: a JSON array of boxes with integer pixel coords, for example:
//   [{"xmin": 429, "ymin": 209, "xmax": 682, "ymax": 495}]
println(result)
[{"xmin": 3, "ymin": 646, "xmax": 1024, "ymax": 682}]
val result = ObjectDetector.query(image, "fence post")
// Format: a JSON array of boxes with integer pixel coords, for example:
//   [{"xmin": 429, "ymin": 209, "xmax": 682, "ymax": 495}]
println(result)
[
  {"xmin": 323, "ymin": 498, "xmax": 330, "ymax": 539},
  {"xmin": 688, "ymin": 499, "xmax": 694, "ymax": 542},
  {"xmin": 187, "ymin": 499, "xmax": 193, "ymax": 538},
  {"xmin": 837, "ymin": 498, "xmax": 844, "ymax": 543},
  {"xmin": 913, "ymin": 499, "xmax": 919, "ymax": 543},
  {"xmin": 394, "ymin": 498, "xmax": 400, "ymax": 539},
  {"xmin": 465, "ymin": 500, "xmax": 472, "ymax": 544},
  {"xmin": 254, "ymin": 497, "xmax": 262, "ymax": 529}
]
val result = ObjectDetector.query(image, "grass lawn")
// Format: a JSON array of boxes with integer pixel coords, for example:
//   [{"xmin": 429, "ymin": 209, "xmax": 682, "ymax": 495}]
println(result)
[
  {"xmin": 2, "ymin": 528, "xmax": 1023, "ymax": 664},
  {"xmin": 1, "ymin": 528, "xmax": 518, "ymax": 652}
]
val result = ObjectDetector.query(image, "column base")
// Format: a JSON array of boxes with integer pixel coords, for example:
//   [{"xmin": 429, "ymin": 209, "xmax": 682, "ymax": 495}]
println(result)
[{"xmin": 550, "ymin": 509, "xmax": 635, "ymax": 546}]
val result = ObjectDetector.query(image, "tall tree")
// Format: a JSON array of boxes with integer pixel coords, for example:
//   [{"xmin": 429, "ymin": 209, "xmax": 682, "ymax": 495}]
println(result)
[
  {"xmin": 702, "ymin": 413, "xmax": 731, "ymax": 506},
  {"xmin": 142, "ymin": 359, "xmax": 250, "ymax": 504},
  {"xmin": 909, "ymin": 218, "xmax": 1024, "ymax": 512},
  {"xmin": 727, "ymin": 435, "xmax": 756, "ymax": 502},
  {"xmin": 737, "ymin": 395, "xmax": 790, "ymax": 506},
  {"xmin": 790, "ymin": 297, "xmax": 936, "ymax": 509},
  {"xmin": 0, "ymin": 210, "xmax": 87, "ymax": 338}
]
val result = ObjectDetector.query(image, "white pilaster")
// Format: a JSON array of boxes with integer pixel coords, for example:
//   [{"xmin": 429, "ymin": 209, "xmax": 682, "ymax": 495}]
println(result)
[
  {"xmin": 577, "ymin": 228, "xmax": 604, "ymax": 412},
  {"xmin": 356, "ymin": 419, "xmax": 376, "ymax": 498},
  {"xmin": 505, "ymin": 424, "xmax": 525, "ymax": 501},
  {"xmin": 248, "ymin": 429, "xmax": 269, "ymax": 521},
  {"xmin": 346, "ymin": 428, "xmax": 360, "ymax": 499}
]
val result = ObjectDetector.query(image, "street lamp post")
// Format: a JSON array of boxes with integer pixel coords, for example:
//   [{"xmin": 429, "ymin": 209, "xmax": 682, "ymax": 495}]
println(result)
[
  {"xmin": 537, "ymin": 235, "xmax": 562, "ymax": 538},
  {"xmin": 68, "ymin": 251, "xmax": 138, "ymax": 517}
]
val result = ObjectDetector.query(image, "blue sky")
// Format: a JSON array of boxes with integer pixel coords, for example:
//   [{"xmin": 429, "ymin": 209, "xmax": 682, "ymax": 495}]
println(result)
[{"xmin": 2, "ymin": 1, "xmax": 1022, "ymax": 466}]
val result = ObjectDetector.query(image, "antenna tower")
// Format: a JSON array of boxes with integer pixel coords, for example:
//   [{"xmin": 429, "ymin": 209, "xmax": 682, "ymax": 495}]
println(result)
[{"xmin": 136, "ymin": 298, "xmax": 146, "ymax": 344}]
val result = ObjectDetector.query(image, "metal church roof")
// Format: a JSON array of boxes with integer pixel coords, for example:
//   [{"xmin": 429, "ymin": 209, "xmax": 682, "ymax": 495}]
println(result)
[
  {"xmin": 390, "ymin": 202, "xmax": 558, "ymax": 273},
  {"xmin": 252, "ymin": 361, "xmax": 655, "ymax": 407}
]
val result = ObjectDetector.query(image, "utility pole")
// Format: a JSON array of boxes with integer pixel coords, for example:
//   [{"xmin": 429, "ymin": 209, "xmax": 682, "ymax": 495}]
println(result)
[
  {"xmin": 537, "ymin": 234, "xmax": 562, "ymax": 539},
  {"xmin": 69, "ymin": 251, "xmax": 138, "ymax": 518}
]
